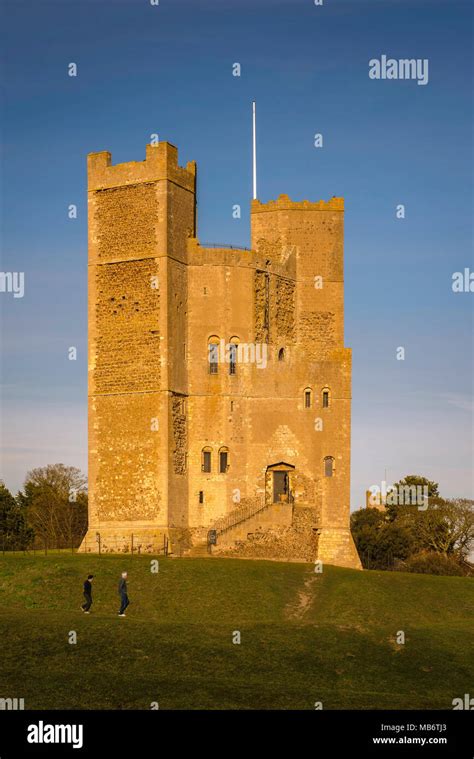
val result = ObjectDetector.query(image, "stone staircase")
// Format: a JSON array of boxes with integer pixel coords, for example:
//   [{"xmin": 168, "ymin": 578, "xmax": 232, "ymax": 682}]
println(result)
[
  {"xmin": 183, "ymin": 509, "xmax": 362, "ymax": 569},
  {"xmin": 184, "ymin": 500, "xmax": 294, "ymax": 558},
  {"xmin": 185, "ymin": 544, "xmax": 212, "ymax": 558}
]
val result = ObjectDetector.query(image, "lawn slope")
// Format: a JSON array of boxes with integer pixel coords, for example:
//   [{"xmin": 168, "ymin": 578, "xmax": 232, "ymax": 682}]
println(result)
[{"xmin": 0, "ymin": 555, "xmax": 472, "ymax": 709}]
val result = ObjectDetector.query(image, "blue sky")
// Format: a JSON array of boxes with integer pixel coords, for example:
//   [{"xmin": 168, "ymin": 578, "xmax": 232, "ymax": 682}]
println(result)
[{"xmin": 1, "ymin": 0, "xmax": 472, "ymax": 505}]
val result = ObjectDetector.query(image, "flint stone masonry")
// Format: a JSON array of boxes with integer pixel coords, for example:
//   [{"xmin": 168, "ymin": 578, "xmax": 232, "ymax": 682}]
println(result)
[
  {"xmin": 215, "ymin": 506, "xmax": 318, "ymax": 562},
  {"xmin": 81, "ymin": 141, "xmax": 361, "ymax": 570},
  {"xmin": 274, "ymin": 276, "xmax": 295, "ymax": 339},
  {"xmin": 94, "ymin": 259, "xmax": 161, "ymax": 394},
  {"xmin": 299, "ymin": 311, "xmax": 336, "ymax": 358},
  {"xmin": 254, "ymin": 270, "xmax": 269, "ymax": 343},
  {"xmin": 92, "ymin": 393, "xmax": 162, "ymax": 522},
  {"xmin": 94, "ymin": 183, "xmax": 158, "ymax": 262},
  {"xmin": 171, "ymin": 395, "xmax": 187, "ymax": 475}
]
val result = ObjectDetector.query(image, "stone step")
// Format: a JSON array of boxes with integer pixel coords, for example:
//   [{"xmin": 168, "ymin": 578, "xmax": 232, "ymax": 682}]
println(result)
[{"xmin": 183, "ymin": 545, "xmax": 212, "ymax": 558}]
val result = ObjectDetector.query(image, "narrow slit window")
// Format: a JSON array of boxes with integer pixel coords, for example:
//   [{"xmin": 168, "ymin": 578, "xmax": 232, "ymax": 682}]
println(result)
[
  {"xmin": 208, "ymin": 343, "xmax": 219, "ymax": 374},
  {"xmin": 219, "ymin": 449, "xmax": 229, "ymax": 474},
  {"xmin": 229, "ymin": 343, "xmax": 237, "ymax": 375},
  {"xmin": 322, "ymin": 390, "xmax": 329, "ymax": 408},
  {"xmin": 324, "ymin": 457, "xmax": 334, "ymax": 478},
  {"xmin": 304, "ymin": 389, "xmax": 312, "ymax": 408},
  {"xmin": 202, "ymin": 449, "xmax": 212, "ymax": 473}
]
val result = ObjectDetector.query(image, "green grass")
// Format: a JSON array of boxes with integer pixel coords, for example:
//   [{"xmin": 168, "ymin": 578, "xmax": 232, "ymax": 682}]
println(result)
[{"xmin": 0, "ymin": 554, "xmax": 472, "ymax": 709}]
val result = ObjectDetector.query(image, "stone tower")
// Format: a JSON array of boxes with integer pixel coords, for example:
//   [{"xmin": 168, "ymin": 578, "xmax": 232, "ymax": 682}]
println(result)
[{"xmin": 82, "ymin": 141, "xmax": 361, "ymax": 569}]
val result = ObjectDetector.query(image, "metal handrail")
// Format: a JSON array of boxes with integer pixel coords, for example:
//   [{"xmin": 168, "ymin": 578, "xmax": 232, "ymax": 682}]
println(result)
[
  {"xmin": 207, "ymin": 489, "xmax": 294, "ymax": 541},
  {"xmin": 200, "ymin": 242, "xmax": 251, "ymax": 251},
  {"xmin": 213, "ymin": 500, "xmax": 269, "ymax": 537}
]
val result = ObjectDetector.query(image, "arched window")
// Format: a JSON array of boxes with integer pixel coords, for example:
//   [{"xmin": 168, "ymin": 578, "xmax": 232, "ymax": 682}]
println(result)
[
  {"xmin": 324, "ymin": 456, "xmax": 334, "ymax": 478},
  {"xmin": 322, "ymin": 387, "xmax": 331, "ymax": 408},
  {"xmin": 229, "ymin": 337, "xmax": 239, "ymax": 376},
  {"xmin": 201, "ymin": 447, "xmax": 212, "ymax": 473},
  {"xmin": 278, "ymin": 347, "xmax": 285, "ymax": 362},
  {"xmin": 219, "ymin": 446, "xmax": 229, "ymax": 473},
  {"xmin": 208, "ymin": 336, "xmax": 220, "ymax": 374},
  {"xmin": 304, "ymin": 387, "xmax": 312, "ymax": 408}
]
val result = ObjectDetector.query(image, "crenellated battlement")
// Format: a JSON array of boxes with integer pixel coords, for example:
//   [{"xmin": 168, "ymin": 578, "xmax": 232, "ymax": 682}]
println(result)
[
  {"xmin": 87, "ymin": 142, "xmax": 196, "ymax": 192},
  {"xmin": 251, "ymin": 194, "xmax": 344, "ymax": 213}
]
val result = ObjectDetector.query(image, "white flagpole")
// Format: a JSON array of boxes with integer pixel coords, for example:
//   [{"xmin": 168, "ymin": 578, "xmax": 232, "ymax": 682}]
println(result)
[{"xmin": 252, "ymin": 101, "xmax": 257, "ymax": 200}]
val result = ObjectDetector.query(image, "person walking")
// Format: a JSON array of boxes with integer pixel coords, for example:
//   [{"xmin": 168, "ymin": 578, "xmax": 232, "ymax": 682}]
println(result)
[
  {"xmin": 118, "ymin": 571, "xmax": 129, "ymax": 617},
  {"xmin": 81, "ymin": 574, "xmax": 94, "ymax": 613}
]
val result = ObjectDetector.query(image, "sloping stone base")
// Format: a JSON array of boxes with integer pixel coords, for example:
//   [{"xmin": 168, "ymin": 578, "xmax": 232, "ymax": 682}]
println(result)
[{"xmin": 316, "ymin": 527, "xmax": 362, "ymax": 569}]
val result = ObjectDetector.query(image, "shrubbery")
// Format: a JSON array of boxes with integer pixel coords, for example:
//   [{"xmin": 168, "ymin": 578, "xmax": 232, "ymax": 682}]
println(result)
[{"xmin": 395, "ymin": 551, "xmax": 472, "ymax": 577}]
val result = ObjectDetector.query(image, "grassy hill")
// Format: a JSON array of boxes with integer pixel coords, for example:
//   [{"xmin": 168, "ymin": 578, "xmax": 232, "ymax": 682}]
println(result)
[{"xmin": 0, "ymin": 554, "xmax": 472, "ymax": 709}]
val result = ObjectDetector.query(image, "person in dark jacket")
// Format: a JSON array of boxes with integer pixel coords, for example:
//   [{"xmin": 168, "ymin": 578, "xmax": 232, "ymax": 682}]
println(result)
[
  {"xmin": 81, "ymin": 575, "xmax": 94, "ymax": 613},
  {"xmin": 118, "ymin": 571, "xmax": 129, "ymax": 617}
]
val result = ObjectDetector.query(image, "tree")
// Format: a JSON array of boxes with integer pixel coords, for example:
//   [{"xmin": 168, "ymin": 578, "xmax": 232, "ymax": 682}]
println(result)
[
  {"xmin": 18, "ymin": 464, "xmax": 88, "ymax": 549},
  {"xmin": 396, "ymin": 475, "xmax": 439, "ymax": 498},
  {"xmin": 351, "ymin": 509, "xmax": 375, "ymax": 566},
  {"xmin": 350, "ymin": 507, "xmax": 414, "ymax": 569},
  {"xmin": 377, "ymin": 522, "xmax": 415, "ymax": 567},
  {"xmin": 415, "ymin": 499, "xmax": 474, "ymax": 558},
  {"xmin": 385, "ymin": 475, "xmax": 439, "ymax": 520},
  {"xmin": 0, "ymin": 482, "xmax": 33, "ymax": 550}
]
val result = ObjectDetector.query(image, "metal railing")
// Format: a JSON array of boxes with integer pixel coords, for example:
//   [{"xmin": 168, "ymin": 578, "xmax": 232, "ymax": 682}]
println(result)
[
  {"xmin": 212, "ymin": 501, "xmax": 269, "ymax": 537},
  {"xmin": 0, "ymin": 533, "xmax": 170, "ymax": 557},
  {"xmin": 200, "ymin": 242, "xmax": 251, "ymax": 251},
  {"xmin": 210, "ymin": 488, "xmax": 295, "ymax": 539}
]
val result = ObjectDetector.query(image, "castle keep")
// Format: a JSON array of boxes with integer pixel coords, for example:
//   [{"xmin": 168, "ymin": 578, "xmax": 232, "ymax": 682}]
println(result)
[{"xmin": 83, "ymin": 141, "xmax": 361, "ymax": 569}]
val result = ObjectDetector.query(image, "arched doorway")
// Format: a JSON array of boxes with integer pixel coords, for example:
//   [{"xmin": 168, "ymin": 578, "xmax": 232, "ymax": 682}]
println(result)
[{"xmin": 266, "ymin": 462, "xmax": 295, "ymax": 504}]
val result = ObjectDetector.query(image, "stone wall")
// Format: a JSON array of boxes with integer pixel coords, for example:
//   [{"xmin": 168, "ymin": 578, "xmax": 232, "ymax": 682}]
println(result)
[
  {"xmin": 94, "ymin": 259, "xmax": 161, "ymax": 394},
  {"xmin": 298, "ymin": 310, "xmax": 336, "ymax": 358},
  {"xmin": 92, "ymin": 393, "xmax": 163, "ymax": 522},
  {"xmin": 215, "ymin": 506, "xmax": 318, "ymax": 562},
  {"xmin": 274, "ymin": 276, "xmax": 295, "ymax": 340},
  {"xmin": 94, "ymin": 183, "xmax": 158, "ymax": 262},
  {"xmin": 254, "ymin": 270, "xmax": 269, "ymax": 342},
  {"xmin": 171, "ymin": 394, "xmax": 187, "ymax": 475}
]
